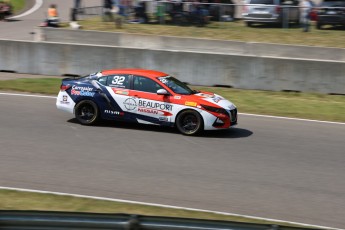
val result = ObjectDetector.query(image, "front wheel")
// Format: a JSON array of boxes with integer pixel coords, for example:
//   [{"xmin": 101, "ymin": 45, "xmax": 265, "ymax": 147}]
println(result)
[
  {"xmin": 176, "ymin": 110, "xmax": 203, "ymax": 135},
  {"xmin": 75, "ymin": 100, "xmax": 99, "ymax": 125}
]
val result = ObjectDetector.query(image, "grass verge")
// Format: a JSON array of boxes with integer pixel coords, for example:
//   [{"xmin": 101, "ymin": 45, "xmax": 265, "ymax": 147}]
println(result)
[
  {"xmin": 9, "ymin": 0, "xmax": 26, "ymax": 13},
  {"xmin": 0, "ymin": 78, "xmax": 344, "ymax": 122},
  {"xmin": 76, "ymin": 17, "xmax": 345, "ymax": 48},
  {"xmin": 0, "ymin": 189, "xmax": 314, "ymax": 228}
]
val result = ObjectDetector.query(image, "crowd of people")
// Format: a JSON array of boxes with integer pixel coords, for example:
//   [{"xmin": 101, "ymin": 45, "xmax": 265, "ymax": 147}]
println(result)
[
  {"xmin": 0, "ymin": 0, "xmax": 12, "ymax": 21},
  {"xmin": 103, "ymin": 0, "xmax": 235, "ymax": 26},
  {"xmin": 33, "ymin": 0, "xmax": 316, "ymax": 32}
]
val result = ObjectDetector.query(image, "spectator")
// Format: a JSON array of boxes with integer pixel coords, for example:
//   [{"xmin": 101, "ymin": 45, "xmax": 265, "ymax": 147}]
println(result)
[
  {"xmin": 134, "ymin": 1, "xmax": 148, "ymax": 23},
  {"xmin": 42, "ymin": 4, "xmax": 59, "ymax": 27},
  {"xmin": 103, "ymin": 0, "xmax": 114, "ymax": 21},
  {"xmin": 74, "ymin": 0, "xmax": 82, "ymax": 9},
  {"xmin": 300, "ymin": 0, "xmax": 314, "ymax": 32}
]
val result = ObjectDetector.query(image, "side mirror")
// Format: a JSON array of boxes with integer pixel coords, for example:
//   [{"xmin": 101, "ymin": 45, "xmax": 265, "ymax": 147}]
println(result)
[{"xmin": 157, "ymin": 89, "xmax": 169, "ymax": 95}]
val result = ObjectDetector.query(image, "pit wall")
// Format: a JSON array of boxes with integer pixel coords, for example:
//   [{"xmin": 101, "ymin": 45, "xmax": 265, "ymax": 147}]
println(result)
[{"xmin": 0, "ymin": 39, "xmax": 344, "ymax": 94}]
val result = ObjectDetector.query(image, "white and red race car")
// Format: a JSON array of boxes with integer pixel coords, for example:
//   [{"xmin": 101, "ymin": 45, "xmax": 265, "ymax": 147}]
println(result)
[{"xmin": 56, "ymin": 69, "xmax": 237, "ymax": 135}]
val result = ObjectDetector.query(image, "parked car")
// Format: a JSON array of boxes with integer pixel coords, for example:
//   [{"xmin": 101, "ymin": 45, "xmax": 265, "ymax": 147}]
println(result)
[
  {"xmin": 242, "ymin": 0, "xmax": 300, "ymax": 26},
  {"xmin": 56, "ymin": 69, "xmax": 238, "ymax": 135},
  {"xmin": 316, "ymin": 0, "xmax": 345, "ymax": 29}
]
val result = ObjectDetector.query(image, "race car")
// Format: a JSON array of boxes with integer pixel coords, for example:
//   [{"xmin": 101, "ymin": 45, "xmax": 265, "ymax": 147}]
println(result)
[{"xmin": 56, "ymin": 69, "xmax": 237, "ymax": 135}]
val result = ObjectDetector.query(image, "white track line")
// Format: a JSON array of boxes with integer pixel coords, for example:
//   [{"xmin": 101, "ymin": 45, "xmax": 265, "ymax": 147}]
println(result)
[
  {"xmin": 0, "ymin": 92, "xmax": 55, "ymax": 99},
  {"xmin": 9, "ymin": 0, "xmax": 43, "ymax": 19},
  {"xmin": 0, "ymin": 186, "xmax": 340, "ymax": 230},
  {"xmin": 238, "ymin": 113, "xmax": 345, "ymax": 125},
  {"xmin": 0, "ymin": 91, "xmax": 344, "ymax": 125}
]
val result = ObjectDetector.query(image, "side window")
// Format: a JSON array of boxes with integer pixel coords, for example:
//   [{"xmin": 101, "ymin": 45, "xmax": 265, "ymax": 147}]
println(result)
[
  {"xmin": 97, "ymin": 76, "xmax": 108, "ymax": 85},
  {"xmin": 133, "ymin": 76, "xmax": 163, "ymax": 93},
  {"xmin": 107, "ymin": 75, "xmax": 130, "ymax": 89}
]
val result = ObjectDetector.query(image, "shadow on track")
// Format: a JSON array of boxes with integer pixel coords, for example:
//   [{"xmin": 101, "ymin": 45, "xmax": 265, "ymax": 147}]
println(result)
[
  {"xmin": 67, "ymin": 119, "xmax": 253, "ymax": 138},
  {"xmin": 3, "ymin": 19, "xmax": 22, "ymax": 22},
  {"xmin": 200, "ymin": 128, "xmax": 253, "ymax": 138}
]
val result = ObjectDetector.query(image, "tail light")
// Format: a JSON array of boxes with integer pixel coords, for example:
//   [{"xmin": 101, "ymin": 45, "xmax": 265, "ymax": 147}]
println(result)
[
  {"xmin": 60, "ymin": 84, "xmax": 71, "ymax": 91},
  {"xmin": 275, "ymin": 5, "xmax": 281, "ymax": 13}
]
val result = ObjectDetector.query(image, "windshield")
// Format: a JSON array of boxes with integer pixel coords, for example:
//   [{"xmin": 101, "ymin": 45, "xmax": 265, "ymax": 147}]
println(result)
[{"xmin": 158, "ymin": 76, "xmax": 195, "ymax": 95}]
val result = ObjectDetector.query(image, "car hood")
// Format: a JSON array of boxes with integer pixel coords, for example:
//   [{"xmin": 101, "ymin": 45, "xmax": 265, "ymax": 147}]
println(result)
[{"xmin": 185, "ymin": 91, "xmax": 236, "ymax": 110}]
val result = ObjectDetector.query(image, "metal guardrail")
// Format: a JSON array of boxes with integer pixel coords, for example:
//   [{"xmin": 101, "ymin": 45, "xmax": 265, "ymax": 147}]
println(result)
[{"xmin": 0, "ymin": 210, "xmax": 322, "ymax": 230}]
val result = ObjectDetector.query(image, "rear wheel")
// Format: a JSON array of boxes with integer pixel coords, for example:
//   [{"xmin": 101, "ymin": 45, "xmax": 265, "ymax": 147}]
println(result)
[
  {"xmin": 176, "ymin": 110, "xmax": 203, "ymax": 135},
  {"xmin": 75, "ymin": 100, "xmax": 99, "ymax": 125}
]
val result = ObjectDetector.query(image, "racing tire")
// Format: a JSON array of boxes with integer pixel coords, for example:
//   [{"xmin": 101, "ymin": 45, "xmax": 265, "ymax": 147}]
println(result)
[
  {"xmin": 176, "ymin": 110, "xmax": 203, "ymax": 135},
  {"xmin": 75, "ymin": 100, "xmax": 99, "ymax": 125}
]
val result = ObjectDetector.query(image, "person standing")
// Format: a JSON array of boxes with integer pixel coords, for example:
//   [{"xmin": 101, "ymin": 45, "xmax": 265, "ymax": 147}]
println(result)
[
  {"xmin": 74, "ymin": 0, "xmax": 82, "ymax": 9},
  {"xmin": 300, "ymin": 0, "xmax": 313, "ymax": 32},
  {"xmin": 47, "ymin": 4, "xmax": 59, "ymax": 27}
]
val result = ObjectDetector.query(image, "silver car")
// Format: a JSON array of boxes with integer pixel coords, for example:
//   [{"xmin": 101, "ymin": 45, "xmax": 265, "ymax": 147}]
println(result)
[{"xmin": 242, "ymin": 0, "xmax": 300, "ymax": 26}]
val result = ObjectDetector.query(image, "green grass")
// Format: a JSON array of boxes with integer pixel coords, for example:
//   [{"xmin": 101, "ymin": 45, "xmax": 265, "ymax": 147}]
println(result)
[
  {"xmin": 0, "ymin": 78, "xmax": 60, "ymax": 95},
  {"xmin": 0, "ymin": 78, "xmax": 344, "ymax": 122},
  {"xmin": 0, "ymin": 189, "xmax": 314, "ymax": 228},
  {"xmin": 8, "ymin": 0, "xmax": 25, "ymax": 13},
  {"xmin": 76, "ymin": 17, "xmax": 345, "ymax": 48}
]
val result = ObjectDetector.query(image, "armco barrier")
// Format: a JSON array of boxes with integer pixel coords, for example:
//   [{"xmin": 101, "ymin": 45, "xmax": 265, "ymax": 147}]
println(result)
[
  {"xmin": 37, "ymin": 28, "xmax": 345, "ymax": 62},
  {"xmin": 0, "ymin": 211, "xmax": 320, "ymax": 230},
  {"xmin": 0, "ymin": 39, "xmax": 344, "ymax": 94}
]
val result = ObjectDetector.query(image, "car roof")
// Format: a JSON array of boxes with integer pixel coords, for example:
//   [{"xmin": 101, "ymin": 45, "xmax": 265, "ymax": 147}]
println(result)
[{"xmin": 101, "ymin": 69, "xmax": 168, "ymax": 79}]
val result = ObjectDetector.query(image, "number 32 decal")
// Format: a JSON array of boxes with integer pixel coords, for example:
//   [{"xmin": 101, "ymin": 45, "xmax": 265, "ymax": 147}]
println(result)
[{"xmin": 111, "ymin": 76, "xmax": 125, "ymax": 85}]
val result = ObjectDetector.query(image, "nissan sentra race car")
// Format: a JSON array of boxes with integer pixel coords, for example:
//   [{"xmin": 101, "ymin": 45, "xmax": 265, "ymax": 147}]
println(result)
[{"xmin": 56, "ymin": 69, "xmax": 237, "ymax": 135}]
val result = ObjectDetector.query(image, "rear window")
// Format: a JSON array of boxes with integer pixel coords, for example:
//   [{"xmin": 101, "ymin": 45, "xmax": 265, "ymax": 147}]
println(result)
[
  {"xmin": 249, "ymin": 0, "xmax": 274, "ymax": 4},
  {"xmin": 321, "ymin": 1, "xmax": 345, "ymax": 6}
]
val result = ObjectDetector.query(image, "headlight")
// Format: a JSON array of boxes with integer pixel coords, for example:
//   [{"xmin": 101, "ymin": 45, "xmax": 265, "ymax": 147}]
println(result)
[{"xmin": 201, "ymin": 104, "xmax": 228, "ymax": 116}]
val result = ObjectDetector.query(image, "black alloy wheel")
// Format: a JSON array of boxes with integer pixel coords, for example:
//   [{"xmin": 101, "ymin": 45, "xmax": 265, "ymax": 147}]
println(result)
[
  {"xmin": 176, "ymin": 110, "xmax": 203, "ymax": 135},
  {"xmin": 75, "ymin": 100, "xmax": 99, "ymax": 125}
]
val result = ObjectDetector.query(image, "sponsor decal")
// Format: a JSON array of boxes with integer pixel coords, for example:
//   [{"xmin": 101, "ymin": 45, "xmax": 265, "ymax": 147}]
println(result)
[
  {"xmin": 174, "ymin": 96, "xmax": 181, "ymax": 100},
  {"xmin": 212, "ymin": 97, "xmax": 223, "ymax": 103},
  {"xmin": 185, "ymin": 101, "xmax": 197, "ymax": 107},
  {"xmin": 71, "ymin": 85, "xmax": 95, "ymax": 97},
  {"xmin": 104, "ymin": 110, "xmax": 124, "ymax": 116},
  {"xmin": 138, "ymin": 108, "xmax": 159, "ymax": 114},
  {"xmin": 138, "ymin": 100, "xmax": 173, "ymax": 111},
  {"xmin": 197, "ymin": 93, "xmax": 214, "ymax": 98},
  {"xmin": 111, "ymin": 76, "xmax": 125, "ymax": 86},
  {"xmin": 115, "ymin": 90, "xmax": 129, "ymax": 95},
  {"xmin": 60, "ymin": 95, "xmax": 70, "ymax": 104},
  {"xmin": 158, "ymin": 76, "xmax": 169, "ymax": 84},
  {"xmin": 123, "ymin": 98, "xmax": 137, "ymax": 111}
]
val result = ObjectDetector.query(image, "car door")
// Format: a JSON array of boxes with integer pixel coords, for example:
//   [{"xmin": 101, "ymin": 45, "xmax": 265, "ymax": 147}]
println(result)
[
  {"xmin": 99, "ymin": 74, "xmax": 132, "ymax": 120},
  {"xmin": 126, "ymin": 75, "xmax": 174, "ymax": 125}
]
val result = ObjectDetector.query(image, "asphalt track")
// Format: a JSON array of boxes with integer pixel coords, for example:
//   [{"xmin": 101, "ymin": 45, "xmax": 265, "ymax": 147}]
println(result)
[
  {"xmin": 0, "ymin": 0, "xmax": 100, "ymax": 40},
  {"xmin": 1, "ymin": 2, "xmax": 345, "ymax": 229},
  {"xmin": 0, "ymin": 93, "xmax": 344, "ymax": 229}
]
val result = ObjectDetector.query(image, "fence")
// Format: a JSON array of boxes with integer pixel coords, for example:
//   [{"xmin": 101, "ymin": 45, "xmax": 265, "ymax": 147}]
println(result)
[
  {"xmin": 74, "ymin": 1, "xmax": 345, "ymax": 29},
  {"xmin": 0, "ymin": 210, "xmax": 322, "ymax": 230}
]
